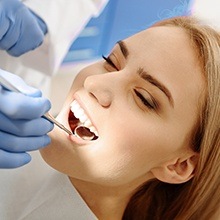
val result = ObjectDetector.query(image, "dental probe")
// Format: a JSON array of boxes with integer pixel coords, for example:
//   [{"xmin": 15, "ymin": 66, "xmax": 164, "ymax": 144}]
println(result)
[{"xmin": 0, "ymin": 75, "xmax": 73, "ymax": 135}]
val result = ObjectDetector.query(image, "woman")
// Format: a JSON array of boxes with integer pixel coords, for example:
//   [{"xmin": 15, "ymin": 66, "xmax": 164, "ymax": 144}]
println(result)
[
  {"xmin": 41, "ymin": 16, "xmax": 220, "ymax": 219},
  {"xmin": 0, "ymin": 16, "xmax": 219, "ymax": 219}
]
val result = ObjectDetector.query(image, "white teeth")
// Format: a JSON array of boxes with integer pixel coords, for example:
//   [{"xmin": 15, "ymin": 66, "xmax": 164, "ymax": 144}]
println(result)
[
  {"xmin": 73, "ymin": 108, "xmax": 84, "ymax": 119},
  {"xmin": 71, "ymin": 100, "xmax": 80, "ymax": 109},
  {"xmin": 89, "ymin": 126, "xmax": 96, "ymax": 133},
  {"xmin": 70, "ymin": 100, "xmax": 98, "ymax": 137},
  {"xmin": 84, "ymin": 119, "xmax": 92, "ymax": 128},
  {"xmin": 94, "ymin": 131, "xmax": 98, "ymax": 137},
  {"xmin": 80, "ymin": 114, "xmax": 87, "ymax": 123}
]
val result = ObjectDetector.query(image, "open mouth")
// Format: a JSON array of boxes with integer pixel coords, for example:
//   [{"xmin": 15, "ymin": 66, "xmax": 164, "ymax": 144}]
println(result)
[{"xmin": 68, "ymin": 100, "xmax": 99, "ymax": 141}]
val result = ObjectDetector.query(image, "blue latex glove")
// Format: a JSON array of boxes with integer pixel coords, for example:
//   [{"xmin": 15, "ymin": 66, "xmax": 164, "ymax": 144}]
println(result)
[
  {"xmin": 0, "ymin": 70, "xmax": 54, "ymax": 169},
  {"xmin": 0, "ymin": 0, "xmax": 48, "ymax": 56}
]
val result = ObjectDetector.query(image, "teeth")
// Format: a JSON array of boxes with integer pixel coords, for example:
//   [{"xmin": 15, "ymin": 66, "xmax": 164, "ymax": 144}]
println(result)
[
  {"xmin": 80, "ymin": 114, "xmax": 87, "ymax": 123},
  {"xmin": 94, "ymin": 131, "xmax": 98, "ymax": 137},
  {"xmin": 73, "ymin": 108, "xmax": 84, "ymax": 119},
  {"xmin": 89, "ymin": 126, "xmax": 96, "ymax": 133},
  {"xmin": 84, "ymin": 119, "xmax": 92, "ymax": 128},
  {"xmin": 70, "ymin": 100, "xmax": 98, "ymax": 137}
]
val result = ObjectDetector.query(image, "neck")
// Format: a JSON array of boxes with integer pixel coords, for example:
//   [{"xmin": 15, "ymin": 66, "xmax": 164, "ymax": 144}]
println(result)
[{"xmin": 69, "ymin": 175, "xmax": 152, "ymax": 220}]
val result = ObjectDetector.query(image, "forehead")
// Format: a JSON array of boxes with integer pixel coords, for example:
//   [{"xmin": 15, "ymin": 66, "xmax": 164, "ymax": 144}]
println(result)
[
  {"xmin": 125, "ymin": 26, "xmax": 194, "ymax": 63},
  {"xmin": 123, "ymin": 26, "xmax": 205, "ymax": 119},
  {"xmin": 123, "ymin": 26, "xmax": 201, "ymax": 84}
]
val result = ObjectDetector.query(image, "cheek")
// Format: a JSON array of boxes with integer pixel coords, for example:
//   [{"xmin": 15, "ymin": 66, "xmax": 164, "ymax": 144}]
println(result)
[
  {"xmin": 88, "ymin": 118, "xmax": 165, "ymax": 184},
  {"xmin": 101, "ymin": 117, "xmax": 181, "ymax": 176}
]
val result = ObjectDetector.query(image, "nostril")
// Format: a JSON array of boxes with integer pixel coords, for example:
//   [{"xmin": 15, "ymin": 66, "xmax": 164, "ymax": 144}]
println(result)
[
  {"xmin": 89, "ymin": 91, "xmax": 112, "ymax": 108},
  {"xmin": 89, "ymin": 92, "xmax": 97, "ymax": 100}
]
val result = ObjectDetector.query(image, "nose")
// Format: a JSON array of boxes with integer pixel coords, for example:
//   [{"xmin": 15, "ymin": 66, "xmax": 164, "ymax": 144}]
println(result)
[{"xmin": 84, "ymin": 74, "xmax": 114, "ymax": 108}]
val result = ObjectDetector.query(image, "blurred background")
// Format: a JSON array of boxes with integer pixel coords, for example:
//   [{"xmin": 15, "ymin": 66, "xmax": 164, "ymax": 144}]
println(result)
[{"xmin": 50, "ymin": 0, "xmax": 217, "ymax": 115}]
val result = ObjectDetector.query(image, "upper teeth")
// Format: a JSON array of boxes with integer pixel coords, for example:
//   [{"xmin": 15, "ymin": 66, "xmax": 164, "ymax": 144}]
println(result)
[{"xmin": 70, "ymin": 100, "xmax": 98, "ymax": 136}]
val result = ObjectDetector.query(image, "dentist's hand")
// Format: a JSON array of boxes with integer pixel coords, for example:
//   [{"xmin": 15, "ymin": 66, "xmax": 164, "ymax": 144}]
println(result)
[
  {"xmin": 0, "ymin": 0, "xmax": 48, "ymax": 56},
  {"xmin": 0, "ymin": 70, "xmax": 53, "ymax": 169}
]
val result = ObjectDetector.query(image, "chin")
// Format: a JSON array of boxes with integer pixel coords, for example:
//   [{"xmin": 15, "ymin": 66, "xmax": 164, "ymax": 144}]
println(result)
[{"xmin": 38, "ymin": 110, "xmax": 99, "ymax": 176}]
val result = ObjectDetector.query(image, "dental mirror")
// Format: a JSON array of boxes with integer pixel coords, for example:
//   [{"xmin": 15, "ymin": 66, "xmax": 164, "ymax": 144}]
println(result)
[{"xmin": 74, "ymin": 125, "xmax": 95, "ymax": 141}]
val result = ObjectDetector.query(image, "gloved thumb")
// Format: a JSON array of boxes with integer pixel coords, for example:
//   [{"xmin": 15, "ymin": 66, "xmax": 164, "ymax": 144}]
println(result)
[{"xmin": 30, "ymin": 10, "xmax": 48, "ymax": 35}]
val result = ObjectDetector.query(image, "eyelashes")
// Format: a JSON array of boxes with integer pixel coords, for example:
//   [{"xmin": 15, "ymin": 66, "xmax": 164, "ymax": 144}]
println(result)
[
  {"xmin": 102, "ymin": 55, "xmax": 119, "ymax": 70},
  {"xmin": 134, "ymin": 89, "xmax": 156, "ymax": 110}
]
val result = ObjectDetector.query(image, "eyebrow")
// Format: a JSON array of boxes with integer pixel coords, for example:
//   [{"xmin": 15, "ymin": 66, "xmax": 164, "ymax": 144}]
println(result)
[
  {"xmin": 117, "ymin": 40, "xmax": 174, "ymax": 107},
  {"xmin": 117, "ymin": 40, "xmax": 129, "ymax": 58},
  {"xmin": 138, "ymin": 68, "xmax": 174, "ymax": 108}
]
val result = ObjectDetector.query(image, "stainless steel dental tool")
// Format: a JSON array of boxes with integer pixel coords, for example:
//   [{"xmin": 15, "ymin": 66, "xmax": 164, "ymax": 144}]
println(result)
[{"xmin": 0, "ymin": 74, "xmax": 72, "ymax": 135}]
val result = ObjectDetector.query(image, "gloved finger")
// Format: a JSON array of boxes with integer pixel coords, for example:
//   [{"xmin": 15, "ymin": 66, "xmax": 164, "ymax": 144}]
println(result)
[
  {"xmin": 0, "ymin": 90, "xmax": 51, "ymax": 119},
  {"xmin": 0, "ymin": 131, "xmax": 51, "ymax": 152},
  {"xmin": 0, "ymin": 149, "xmax": 31, "ymax": 169},
  {"xmin": 0, "ymin": 16, "xmax": 20, "ymax": 51},
  {"xmin": 0, "ymin": 113, "xmax": 54, "ymax": 136},
  {"xmin": 0, "ymin": 70, "xmax": 42, "ymax": 97},
  {"xmin": 0, "ymin": 0, "xmax": 25, "ymax": 52},
  {"xmin": 8, "ymin": 29, "xmax": 44, "ymax": 57},
  {"xmin": 7, "ymin": 8, "xmax": 44, "ymax": 57},
  {"xmin": 30, "ymin": 10, "xmax": 48, "ymax": 35},
  {"xmin": 0, "ymin": 15, "xmax": 10, "ymax": 41},
  {"xmin": 7, "ymin": 31, "xmax": 44, "ymax": 57}
]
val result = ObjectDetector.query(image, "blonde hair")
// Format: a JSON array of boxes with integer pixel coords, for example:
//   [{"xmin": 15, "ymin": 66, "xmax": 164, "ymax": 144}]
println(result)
[{"xmin": 122, "ymin": 16, "xmax": 220, "ymax": 220}]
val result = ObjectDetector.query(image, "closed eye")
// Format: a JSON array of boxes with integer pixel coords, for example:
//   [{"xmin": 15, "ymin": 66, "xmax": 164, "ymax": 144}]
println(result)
[
  {"xmin": 102, "ymin": 55, "xmax": 119, "ymax": 71},
  {"xmin": 134, "ymin": 89, "xmax": 156, "ymax": 110}
]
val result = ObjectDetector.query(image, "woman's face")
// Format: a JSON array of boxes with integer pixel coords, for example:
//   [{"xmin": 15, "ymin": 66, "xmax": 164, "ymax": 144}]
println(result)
[{"xmin": 41, "ymin": 26, "xmax": 204, "ymax": 187}]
